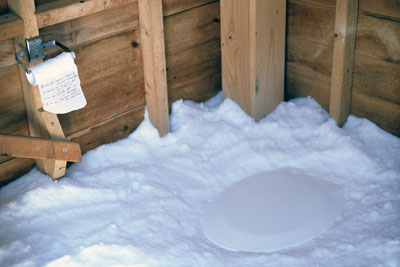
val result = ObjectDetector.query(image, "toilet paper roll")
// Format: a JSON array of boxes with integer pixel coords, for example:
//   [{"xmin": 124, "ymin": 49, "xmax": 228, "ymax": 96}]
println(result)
[{"xmin": 26, "ymin": 52, "xmax": 87, "ymax": 114}]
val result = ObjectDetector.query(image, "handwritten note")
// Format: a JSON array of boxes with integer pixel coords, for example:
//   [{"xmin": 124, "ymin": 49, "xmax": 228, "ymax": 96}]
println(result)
[{"xmin": 26, "ymin": 52, "xmax": 87, "ymax": 114}]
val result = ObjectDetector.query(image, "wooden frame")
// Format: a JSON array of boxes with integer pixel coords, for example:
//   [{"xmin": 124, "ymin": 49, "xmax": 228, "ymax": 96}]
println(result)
[
  {"xmin": 0, "ymin": 134, "xmax": 81, "ymax": 162},
  {"xmin": 4, "ymin": 0, "xmax": 170, "ymax": 178},
  {"xmin": 138, "ymin": 0, "xmax": 170, "ymax": 136},
  {"xmin": 8, "ymin": 0, "xmax": 69, "ymax": 178},
  {"xmin": 329, "ymin": 0, "xmax": 358, "ymax": 126},
  {"xmin": 221, "ymin": 0, "xmax": 286, "ymax": 120}
]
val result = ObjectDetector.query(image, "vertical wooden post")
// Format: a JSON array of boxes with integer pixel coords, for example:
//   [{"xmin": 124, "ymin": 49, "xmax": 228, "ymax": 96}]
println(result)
[
  {"xmin": 138, "ymin": 0, "xmax": 170, "ymax": 136},
  {"xmin": 8, "ymin": 0, "xmax": 67, "ymax": 179},
  {"xmin": 329, "ymin": 0, "xmax": 358, "ymax": 126},
  {"xmin": 221, "ymin": 0, "xmax": 286, "ymax": 120}
]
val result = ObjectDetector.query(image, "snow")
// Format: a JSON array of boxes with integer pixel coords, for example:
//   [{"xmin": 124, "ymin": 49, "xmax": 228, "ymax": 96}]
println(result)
[{"xmin": 0, "ymin": 93, "xmax": 399, "ymax": 266}]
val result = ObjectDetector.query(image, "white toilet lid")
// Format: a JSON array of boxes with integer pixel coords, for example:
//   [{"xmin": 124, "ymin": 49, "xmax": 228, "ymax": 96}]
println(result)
[{"xmin": 203, "ymin": 167, "xmax": 345, "ymax": 252}]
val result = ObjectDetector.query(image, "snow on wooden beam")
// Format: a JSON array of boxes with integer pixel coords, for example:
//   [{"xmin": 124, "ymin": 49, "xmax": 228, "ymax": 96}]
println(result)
[
  {"xmin": 221, "ymin": 0, "xmax": 286, "ymax": 121},
  {"xmin": 329, "ymin": 0, "xmax": 358, "ymax": 126},
  {"xmin": 138, "ymin": 0, "xmax": 170, "ymax": 136},
  {"xmin": 0, "ymin": 134, "xmax": 82, "ymax": 162}
]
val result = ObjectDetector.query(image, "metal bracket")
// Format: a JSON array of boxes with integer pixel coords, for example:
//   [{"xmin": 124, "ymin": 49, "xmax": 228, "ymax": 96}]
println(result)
[{"xmin": 15, "ymin": 36, "xmax": 72, "ymax": 74}]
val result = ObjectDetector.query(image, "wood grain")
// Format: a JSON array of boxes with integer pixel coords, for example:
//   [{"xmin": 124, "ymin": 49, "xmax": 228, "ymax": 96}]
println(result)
[
  {"xmin": 165, "ymin": 1, "xmax": 221, "ymax": 105},
  {"xmin": 329, "ymin": 0, "xmax": 358, "ymax": 126},
  {"xmin": 287, "ymin": 1, "xmax": 335, "ymax": 46},
  {"xmin": 359, "ymin": 0, "xmax": 400, "ymax": 20},
  {"xmin": 39, "ymin": 1, "xmax": 139, "ymax": 52},
  {"xmin": 251, "ymin": 0, "xmax": 286, "ymax": 119},
  {"xmin": 164, "ymin": 1, "xmax": 220, "ymax": 56},
  {"xmin": 221, "ymin": 0, "xmax": 251, "ymax": 113},
  {"xmin": 67, "ymin": 106, "xmax": 144, "ymax": 154},
  {"xmin": 0, "ymin": 38, "xmax": 17, "ymax": 69},
  {"xmin": 167, "ymin": 39, "xmax": 220, "ymax": 94},
  {"xmin": 351, "ymin": 90, "xmax": 400, "ymax": 135},
  {"xmin": 72, "ymin": 27, "xmax": 142, "ymax": 87},
  {"xmin": 0, "ymin": 65, "xmax": 28, "ymax": 165},
  {"xmin": 59, "ymin": 66, "xmax": 145, "ymax": 136},
  {"xmin": 138, "ymin": 0, "xmax": 170, "ymax": 136},
  {"xmin": 0, "ymin": 66, "xmax": 26, "ymax": 133},
  {"xmin": 290, "ymin": 0, "xmax": 336, "ymax": 8},
  {"xmin": 0, "ymin": 134, "xmax": 81, "ymax": 162},
  {"xmin": 0, "ymin": 158, "xmax": 34, "ymax": 187},
  {"xmin": 286, "ymin": 35, "xmax": 333, "ymax": 82},
  {"xmin": 353, "ymin": 53, "xmax": 400, "ymax": 105},
  {"xmin": 162, "ymin": 0, "xmax": 217, "ymax": 16},
  {"xmin": 1, "ymin": 1, "xmax": 222, "ymax": 181},
  {"xmin": 221, "ymin": 0, "xmax": 285, "ymax": 120},
  {"xmin": 286, "ymin": 70, "xmax": 331, "ymax": 110},
  {"xmin": 0, "ymin": 12, "xmax": 24, "ymax": 41},
  {"xmin": 36, "ymin": 0, "xmax": 137, "ymax": 28},
  {"xmin": 356, "ymin": 14, "xmax": 400, "ymax": 64},
  {"xmin": 8, "ymin": 0, "xmax": 67, "ymax": 179}
]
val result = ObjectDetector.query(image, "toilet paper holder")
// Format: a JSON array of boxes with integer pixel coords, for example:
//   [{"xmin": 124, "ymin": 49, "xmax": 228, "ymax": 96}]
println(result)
[{"xmin": 15, "ymin": 36, "xmax": 72, "ymax": 74}]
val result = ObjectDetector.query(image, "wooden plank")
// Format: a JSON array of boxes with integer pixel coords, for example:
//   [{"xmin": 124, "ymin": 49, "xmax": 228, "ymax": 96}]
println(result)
[
  {"xmin": 221, "ymin": 0, "xmax": 251, "ymax": 113},
  {"xmin": 162, "ymin": 0, "xmax": 217, "ymax": 16},
  {"xmin": 39, "ymin": 1, "xmax": 139, "ymax": 52},
  {"xmin": 0, "ymin": 13, "xmax": 23, "ymax": 41},
  {"xmin": 73, "ymin": 27, "xmax": 142, "ymax": 87},
  {"xmin": 0, "ymin": 158, "xmax": 34, "ymax": 187},
  {"xmin": 8, "ymin": 0, "xmax": 67, "ymax": 179},
  {"xmin": 353, "ymin": 53, "xmax": 400, "ymax": 105},
  {"xmin": 351, "ymin": 91, "xmax": 400, "ymax": 136},
  {"xmin": 67, "ymin": 105, "xmax": 144, "ymax": 154},
  {"xmin": 290, "ymin": 0, "xmax": 335, "ymax": 8},
  {"xmin": 38, "ymin": 0, "xmax": 216, "ymax": 52},
  {"xmin": 0, "ymin": 38, "xmax": 17, "ymax": 69},
  {"xmin": 0, "ymin": 134, "xmax": 81, "ymax": 162},
  {"xmin": 36, "ymin": 0, "xmax": 137, "ymax": 28},
  {"xmin": 285, "ymin": 70, "xmax": 331, "ymax": 110},
  {"xmin": 164, "ymin": 1, "xmax": 220, "ymax": 105},
  {"xmin": 287, "ymin": 1, "xmax": 400, "ymax": 63},
  {"xmin": 221, "ymin": 0, "xmax": 286, "ymax": 120},
  {"xmin": 287, "ymin": 1, "xmax": 335, "ymax": 46},
  {"xmin": 359, "ymin": 0, "xmax": 400, "ymax": 21},
  {"xmin": 138, "ymin": 0, "xmax": 170, "ymax": 136},
  {"xmin": 0, "ymin": 65, "xmax": 28, "ymax": 165},
  {"xmin": 356, "ymin": 14, "xmax": 400, "ymax": 64},
  {"xmin": 0, "ymin": 65, "xmax": 27, "ymax": 133},
  {"xmin": 251, "ymin": 0, "xmax": 286, "ymax": 119},
  {"xmin": 35, "ymin": 0, "xmax": 214, "ymax": 18},
  {"xmin": 167, "ymin": 39, "xmax": 221, "ymax": 95},
  {"xmin": 286, "ymin": 35, "xmax": 333, "ymax": 82},
  {"xmin": 329, "ymin": 0, "xmax": 358, "ymax": 126},
  {"xmin": 59, "ymin": 66, "xmax": 145, "ymax": 136},
  {"xmin": 164, "ymin": 1, "xmax": 220, "ymax": 56},
  {"xmin": 168, "ymin": 72, "xmax": 221, "ymax": 107}
]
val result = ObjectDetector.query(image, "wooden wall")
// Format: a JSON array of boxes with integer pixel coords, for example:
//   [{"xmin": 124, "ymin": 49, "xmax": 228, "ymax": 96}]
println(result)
[
  {"xmin": 286, "ymin": 0, "xmax": 400, "ymax": 135},
  {"xmin": 0, "ymin": 0, "xmax": 399, "ymax": 185},
  {"xmin": 0, "ymin": 0, "xmax": 221, "ymax": 185}
]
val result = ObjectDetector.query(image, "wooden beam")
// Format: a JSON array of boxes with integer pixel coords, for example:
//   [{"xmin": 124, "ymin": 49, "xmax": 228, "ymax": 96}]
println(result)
[
  {"xmin": 0, "ymin": 134, "xmax": 81, "ymax": 162},
  {"xmin": 8, "ymin": 0, "xmax": 68, "ymax": 179},
  {"xmin": 36, "ymin": 0, "xmax": 138, "ymax": 28},
  {"xmin": 138, "ymin": 0, "xmax": 170, "ymax": 136},
  {"xmin": 0, "ymin": 158, "xmax": 34, "ymax": 187},
  {"xmin": 221, "ymin": 0, "xmax": 286, "ymax": 121},
  {"xmin": 0, "ymin": 13, "xmax": 24, "ymax": 41},
  {"xmin": 329, "ymin": 0, "xmax": 358, "ymax": 126}
]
